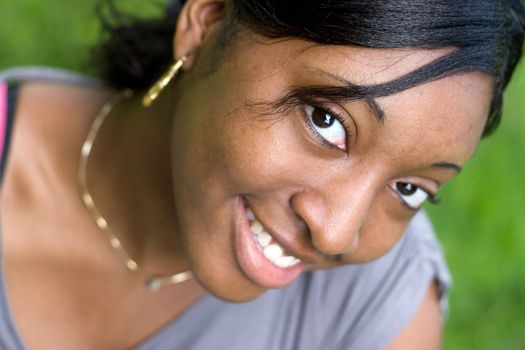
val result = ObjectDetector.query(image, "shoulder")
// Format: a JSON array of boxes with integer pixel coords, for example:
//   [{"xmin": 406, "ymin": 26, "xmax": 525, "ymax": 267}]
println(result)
[
  {"xmin": 0, "ymin": 67, "xmax": 115, "ymax": 253},
  {"xmin": 0, "ymin": 66, "xmax": 110, "ymax": 152},
  {"xmin": 0, "ymin": 67, "xmax": 113, "ymax": 192},
  {"xmin": 298, "ymin": 211, "xmax": 451, "ymax": 349}
]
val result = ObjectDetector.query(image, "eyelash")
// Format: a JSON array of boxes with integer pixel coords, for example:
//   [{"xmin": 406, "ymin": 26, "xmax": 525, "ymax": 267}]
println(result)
[
  {"xmin": 299, "ymin": 101, "xmax": 353, "ymax": 150},
  {"xmin": 427, "ymin": 193, "xmax": 440, "ymax": 205}
]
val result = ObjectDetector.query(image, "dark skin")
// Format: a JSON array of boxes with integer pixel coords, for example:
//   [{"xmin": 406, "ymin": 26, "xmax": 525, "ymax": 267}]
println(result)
[{"xmin": 0, "ymin": 0, "xmax": 493, "ymax": 348}]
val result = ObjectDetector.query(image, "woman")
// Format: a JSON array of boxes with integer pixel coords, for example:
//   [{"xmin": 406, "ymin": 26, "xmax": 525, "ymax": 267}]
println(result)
[{"xmin": 0, "ymin": 0, "xmax": 523, "ymax": 349}]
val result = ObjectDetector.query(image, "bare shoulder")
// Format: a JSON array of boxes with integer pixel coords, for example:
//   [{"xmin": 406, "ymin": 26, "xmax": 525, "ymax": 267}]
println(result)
[
  {"xmin": 4, "ymin": 82, "xmax": 113, "ymax": 195},
  {"xmin": 1, "ymin": 81, "xmax": 114, "ymax": 251},
  {"xmin": 387, "ymin": 281, "xmax": 443, "ymax": 350},
  {"xmin": 13, "ymin": 82, "xmax": 113, "ymax": 166}
]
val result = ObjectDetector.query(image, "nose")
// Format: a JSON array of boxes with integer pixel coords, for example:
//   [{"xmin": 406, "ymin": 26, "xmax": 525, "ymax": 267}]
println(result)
[{"xmin": 290, "ymin": 174, "xmax": 379, "ymax": 256}]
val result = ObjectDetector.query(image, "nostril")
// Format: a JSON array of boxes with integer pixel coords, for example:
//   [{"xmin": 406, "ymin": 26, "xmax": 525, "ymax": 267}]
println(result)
[{"xmin": 290, "ymin": 191, "xmax": 327, "ymax": 236}]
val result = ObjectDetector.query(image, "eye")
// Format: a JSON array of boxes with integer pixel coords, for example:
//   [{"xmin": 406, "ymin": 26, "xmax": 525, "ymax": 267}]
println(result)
[
  {"xmin": 392, "ymin": 182, "xmax": 431, "ymax": 210},
  {"xmin": 305, "ymin": 105, "xmax": 346, "ymax": 150}
]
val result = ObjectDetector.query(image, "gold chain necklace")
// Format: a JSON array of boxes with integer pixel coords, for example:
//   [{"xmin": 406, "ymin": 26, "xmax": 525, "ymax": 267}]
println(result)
[{"xmin": 77, "ymin": 89, "xmax": 193, "ymax": 291}]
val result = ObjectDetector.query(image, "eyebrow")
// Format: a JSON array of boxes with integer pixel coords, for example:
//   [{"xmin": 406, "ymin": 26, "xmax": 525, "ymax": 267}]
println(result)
[
  {"xmin": 303, "ymin": 67, "xmax": 386, "ymax": 123},
  {"xmin": 432, "ymin": 161, "xmax": 463, "ymax": 173}
]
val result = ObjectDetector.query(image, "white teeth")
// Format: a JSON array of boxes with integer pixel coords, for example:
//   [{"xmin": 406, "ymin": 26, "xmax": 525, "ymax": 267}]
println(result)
[
  {"xmin": 263, "ymin": 244, "xmax": 284, "ymax": 261},
  {"xmin": 246, "ymin": 206, "xmax": 302, "ymax": 269},
  {"xmin": 273, "ymin": 256, "xmax": 301, "ymax": 269},
  {"xmin": 255, "ymin": 231, "xmax": 272, "ymax": 247},
  {"xmin": 250, "ymin": 221, "xmax": 264, "ymax": 234},
  {"xmin": 246, "ymin": 208, "xmax": 255, "ymax": 221}
]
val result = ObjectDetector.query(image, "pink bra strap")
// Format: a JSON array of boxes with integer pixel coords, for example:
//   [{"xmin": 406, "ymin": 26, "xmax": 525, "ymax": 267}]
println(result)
[{"xmin": 0, "ymin": 82, "xmax": 7, "ymax": 160}]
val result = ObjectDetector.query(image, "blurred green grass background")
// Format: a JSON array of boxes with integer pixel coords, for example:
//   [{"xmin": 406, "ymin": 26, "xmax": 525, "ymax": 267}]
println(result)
[{"xmin": 1, "ymin": 1, "xmax": 524, "ymax": 349}]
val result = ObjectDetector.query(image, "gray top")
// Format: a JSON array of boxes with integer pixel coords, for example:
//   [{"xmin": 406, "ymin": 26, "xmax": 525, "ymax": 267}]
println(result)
[{"xmin": 0, "ymin": 67, "xmax": 452, "ymax": 350}]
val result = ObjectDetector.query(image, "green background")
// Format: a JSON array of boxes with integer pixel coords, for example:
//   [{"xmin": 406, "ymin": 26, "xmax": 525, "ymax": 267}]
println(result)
[{"xmin": 1, "ymin": 1, "xmax": 524, "ymax": 349}]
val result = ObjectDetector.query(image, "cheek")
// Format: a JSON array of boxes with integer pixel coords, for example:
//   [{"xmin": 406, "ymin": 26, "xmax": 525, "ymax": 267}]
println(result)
[{"xmin": 206, "ymin": 110, "xmax": 308, "ymax": 194}]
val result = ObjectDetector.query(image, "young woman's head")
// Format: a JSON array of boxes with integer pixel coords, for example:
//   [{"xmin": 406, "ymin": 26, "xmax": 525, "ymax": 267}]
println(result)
[{"xmin": 96, "ymin": 0, "xmax": 525, "ymax": 301}]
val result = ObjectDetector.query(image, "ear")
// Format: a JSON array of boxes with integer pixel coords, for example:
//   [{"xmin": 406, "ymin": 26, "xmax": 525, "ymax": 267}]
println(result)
[{"xmin": 174, "ymin": 0, "xmax": 226, "ymax": 69}]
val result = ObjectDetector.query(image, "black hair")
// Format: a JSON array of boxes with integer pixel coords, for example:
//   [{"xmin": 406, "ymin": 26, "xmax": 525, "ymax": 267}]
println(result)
[{"xmin": 94, "ymin": 0, "xmax": 525, "ymax": 136}]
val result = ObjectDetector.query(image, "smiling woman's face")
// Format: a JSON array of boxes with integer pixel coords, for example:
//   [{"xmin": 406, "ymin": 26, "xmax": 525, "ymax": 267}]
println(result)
[{"xmin": 167, "ymin": 29, "xmax": 493, "ymax": 302}]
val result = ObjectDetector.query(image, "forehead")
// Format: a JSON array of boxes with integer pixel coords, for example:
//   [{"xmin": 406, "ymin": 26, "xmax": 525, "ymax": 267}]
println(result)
[{"xmin": 299, "ymin": 46, "xmax": 452, "ymax": 85}]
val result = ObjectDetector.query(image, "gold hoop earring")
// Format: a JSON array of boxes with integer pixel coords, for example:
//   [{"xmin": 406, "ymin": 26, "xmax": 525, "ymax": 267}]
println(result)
[{"xmin": 142, "ymin": 56, "xmax": 187, "ymax": 107}]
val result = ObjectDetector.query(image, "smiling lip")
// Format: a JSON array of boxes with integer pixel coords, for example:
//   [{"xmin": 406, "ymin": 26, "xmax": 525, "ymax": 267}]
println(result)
[{"xmin": 234, "ymin": 197, "xmax": 305, "ymax": 289}]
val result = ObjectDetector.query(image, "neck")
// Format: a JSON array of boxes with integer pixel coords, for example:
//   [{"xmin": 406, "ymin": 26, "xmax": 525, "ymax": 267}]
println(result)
[{"xmin": 86, "ymin": 90, "xmax": 188, "ymax": 275}]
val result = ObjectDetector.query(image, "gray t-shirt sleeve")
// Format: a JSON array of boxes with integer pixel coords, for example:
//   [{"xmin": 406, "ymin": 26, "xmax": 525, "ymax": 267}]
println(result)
[{"xmin": 317, "ymin": 211, "xmax": 452, "ymax": 349}]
